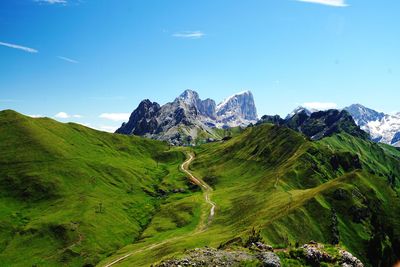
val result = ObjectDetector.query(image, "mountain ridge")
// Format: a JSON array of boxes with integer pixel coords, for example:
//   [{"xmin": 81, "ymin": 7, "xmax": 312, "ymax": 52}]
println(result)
[
  {"xmin": 278, "ymin": 104, "xmax": 400, "ymax": 147},
  {"xmin": 344, "ymin": 104, "xmax": 400, "ymax": 147},
  {"xmin": 1, "ymin": 109, "xmax": 400, "ymax": 266},
  {"xmin": 116, "ymin": 89, "xmax": 258, "ymax": 145},
  {"xmin": 258, "ymin": 109, "xmax": 369, "ymax": 141},
  {"xmin": 115, "ymin": 92, "xmax": 400, "ymax": 148}
]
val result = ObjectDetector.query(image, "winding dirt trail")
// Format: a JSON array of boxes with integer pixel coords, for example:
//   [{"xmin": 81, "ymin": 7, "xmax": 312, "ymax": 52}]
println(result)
[
  {"xmin": 102, "ymin": 152, "xmax": 216, "ymax": 267},
  {"xmin": 180, "ymin": 152, "xmax": 216, "ymax": 222}
]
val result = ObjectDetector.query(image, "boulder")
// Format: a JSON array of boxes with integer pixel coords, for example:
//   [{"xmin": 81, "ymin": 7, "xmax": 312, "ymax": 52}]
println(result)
[
  {"xmin": 259, "ymin": 252, "xmax": 281, "ymax": 267},
  {"xmin": 340, "ymin": 250, "xmax": 364, "ymax": 267}
]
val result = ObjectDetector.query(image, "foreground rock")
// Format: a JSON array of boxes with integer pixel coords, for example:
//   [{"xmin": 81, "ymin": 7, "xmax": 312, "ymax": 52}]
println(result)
[
  {"xmin": 154, "ymin": 242, "xmax": 363, "ymax": 267},
  {"xmin": 154, "ymin": 246, "xmax": 281, "ymax": 267},
  {"xmin": 302, "ymin": 243, "xmax": 332, "ymax": 265},
  {"xmin": 258, "ymin": 251, "xmax": 281, "ymax": 267},
  {"xmin": 154, "ymin": 247, "xmax": 257, "ymax": 267},
  {"xmin": 340, "ymin": 250, "xmax": 364, "ymax": 267},
  {"xmin": 297, "ymin": 242, "xmax": 364, "ymax": 267}
]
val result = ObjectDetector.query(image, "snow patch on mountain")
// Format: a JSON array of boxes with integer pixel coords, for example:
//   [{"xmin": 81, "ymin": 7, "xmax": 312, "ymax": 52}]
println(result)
[
  {"xmin": 362, "ymin": 114, "xmax": 400, "ymax": 146},
  {"xmin": 344, "ymin": 104, "xmax": 385, "ymax": 127},
  {"xmin": 345, "ymin": 104, "xmax": 400, "ymax": 147},
  {"xmin": 286, "ymin": 104, "xmax": 400, "ymax": 147}
]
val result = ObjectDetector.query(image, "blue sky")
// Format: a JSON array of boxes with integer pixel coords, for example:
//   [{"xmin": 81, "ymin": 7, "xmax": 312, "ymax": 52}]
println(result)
[{"xmin": 0, "ymin": 0, "xmax": 399, "ymax": 132}]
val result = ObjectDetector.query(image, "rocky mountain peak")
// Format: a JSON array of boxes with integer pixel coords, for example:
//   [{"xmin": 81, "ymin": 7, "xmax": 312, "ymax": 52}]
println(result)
[
  {"xmin": 344, "ymin": 104, "xmax": 385, "ymax": 127},
  {"xmin": 304, "ymin": 109, "xmax": 369, "ymax": 140},
  {"xmin": 344, "ymin": 104, "xmax": 400, "ymax": 147},
  {"xmin": 115, "ymin": 99, "xmax": 160, "ymax": 136},
  {"xmin": 216, "ymin": 90, "xmax": 257, "ymax": 121},
  {"xmin": 116, "ymin": 89, "xmax": 258, "ymax": 145},
  {"xmin": 286, "ymin": 106, "xmax": 313, "ymax": 120},
  {"xmin": 138, "ymin": 99, "xmax": 160, "ymax": 111},
  {"xmin": 198, "ymin": 98, "xmax": 217, "ymax": 119},
  {"xmin": 176, "ymin": 89, "xmax": 217, "ymax": 118},
  {"xmin": 259, "ymin": 109, "xmax": 369, "ymax": 141},
  {"xmin": 176, "ymin": 89, "xmax": 201, "ymax": 107}
]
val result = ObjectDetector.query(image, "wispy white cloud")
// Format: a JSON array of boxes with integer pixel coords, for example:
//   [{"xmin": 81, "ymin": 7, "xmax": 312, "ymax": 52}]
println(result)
[
  {"xmin": 54, "ymin": 112, "xmax": 82, "ymax": 119},
  {"xmin": 297, "ymin": 0, "xmax": 348, "ymax": 7},
  {"xmin": 303, "ymin": 102, "xmax": 338, "ymax": 110},
  {"xmin": 99, "ymin": 113, "xmax": 130, "ymax": 122},
  {"xmin": 57, "ymin": 56, "xmax": 79, "ymax": 64},
  {"xmin": 0, "ymin": 41, "xmax": 38, "ymax": 53},
  {"xmin": 55, "ymin": 112, "xmax": 69, "ymax": 119},
  {"xmin": 35, "ymin": 0, "xmax": 67, "ymax": 4},
  {"xmin": 172, "ymin": 31, "xmax": 205, "ymax": 39},
  {"xmin": 28, "ymin": 114, "xmax": 44, "ymax": 118}
]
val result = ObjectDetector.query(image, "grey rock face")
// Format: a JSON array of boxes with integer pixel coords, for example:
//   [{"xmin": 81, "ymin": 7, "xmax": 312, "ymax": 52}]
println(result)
[
  {"xmin": 216, "ymin": 90, "xmax": 258, "ymax": 122},
  {"xmin": 115, "ymin": 99, "xmax": 160, "ymax": 135},
  {"xmin": 116, "ymin": 89, "xmax": 258, "ymax": 145},
  {"xmin": 176, "ymin": 89, "xmax": 201, "ymax": 109},
  {"xmin": 198, "ymin": 98, "xmax": 217, "ymax": 119},
  {"xmin": 344, "ymin": 104, "xmax": 385, "ymax": 127},
  {"xmin": 177, "ymin": 90, "xmax": 217, "ymax": 119},
  {"xmin": 392, "ymin": 132, "xmax": 400, "ymax": 145}
]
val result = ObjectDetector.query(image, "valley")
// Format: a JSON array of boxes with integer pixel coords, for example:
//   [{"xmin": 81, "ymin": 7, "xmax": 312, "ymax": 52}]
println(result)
[
  {"xmin": 1, "ymin": 110, "xmax": 400, "ymax": 267},
  {"xmin": 2, "ymin": 1, "xmax": 399, "ymax": 266},
  {"xmin": 102, "ymin": 152, "xmax": 216, "ymax": 266}
]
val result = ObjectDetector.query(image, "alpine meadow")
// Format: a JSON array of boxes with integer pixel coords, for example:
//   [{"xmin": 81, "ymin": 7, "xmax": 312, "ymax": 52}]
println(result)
[{"xmin": 1, "ymin": 1, "xmax": 400, "ymax": 267}]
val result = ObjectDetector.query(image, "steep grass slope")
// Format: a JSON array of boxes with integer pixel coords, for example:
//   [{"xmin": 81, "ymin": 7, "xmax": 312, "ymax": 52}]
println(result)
[
  {"xmin": 0, "ymin": 110, "xmax": 187, "ymax": 266},
  {"xmin": 100, "ymin": 123, "xmax": 400, "ymax": 267},
  {"xmin": 190, "ymin": 124, "xmax": 400, "ymax": 266},
  {"xmin": 2, "ymin": 110, "xmax": 400, "ymax": 267}
]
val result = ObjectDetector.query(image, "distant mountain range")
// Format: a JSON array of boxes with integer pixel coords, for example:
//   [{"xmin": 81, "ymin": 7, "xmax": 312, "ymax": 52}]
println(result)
[
  {"xmin": 344, "ymin": 104, "xmax": 400, "ymax": 147},
  {"xmin": 116, "ymin": 90, "xmax": 257, "ymax": 145},
  {"xmin": 116, "ymin": 90, "xmax": 400, "ymax": 147},
  {"xmin": 283, "ymin": 104, "xmax": 400, "ymax": 147},
  {"xmin": 258, "ymin": 109, "xmax": 369, "ymax": 141}
]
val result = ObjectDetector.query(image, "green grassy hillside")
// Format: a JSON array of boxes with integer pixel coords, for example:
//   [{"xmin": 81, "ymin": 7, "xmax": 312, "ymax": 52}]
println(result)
[
  {"xmin": 0, "ymin": 110, "xmax": 188, "ymax": 266},
  {"xmin": 98, "ymin": 123, "xmax": 400, "ymax": 267},
  {"xmin": 190, "ymin": 124, "xmax": 400, "ymax": 266},
  {"xmin": 1, "ymin": 111, "xmax": 400, "ymax": 266}
]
